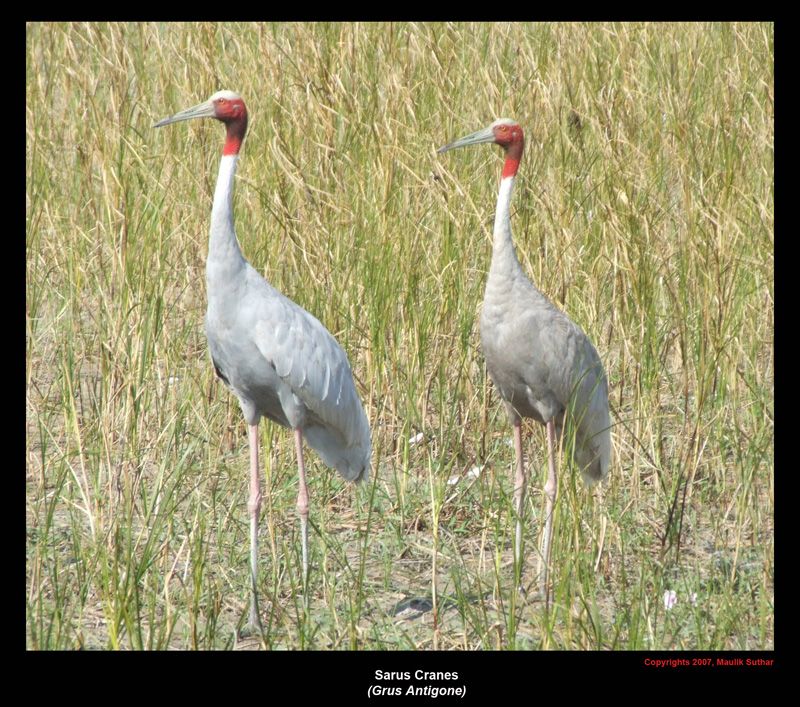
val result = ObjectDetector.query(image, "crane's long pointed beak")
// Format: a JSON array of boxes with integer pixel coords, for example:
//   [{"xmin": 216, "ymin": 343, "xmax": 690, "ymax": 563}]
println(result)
[
  {"xmin": 437, "ymin": 125, "xmax": 496, "ymax": 153},
  {"xmin": 153, "ymin": 98, "xmax": 216, "ymax": 128}
]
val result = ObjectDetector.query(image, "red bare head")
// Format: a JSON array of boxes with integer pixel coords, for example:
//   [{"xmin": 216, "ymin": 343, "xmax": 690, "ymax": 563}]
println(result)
[
  {"xmin": 438, "ymin": 118, "xmax": 525, "ymax": 178},
  {"xmin": 154, "ymin": 90, "xmax": 248, "ymax": 156},
  {"xmin": 208, "ymin": 91, "xmax": 247, "ymax": 122},
  {"xmin": 490, "ymin": 120, "xmax": 523, "ymax": 150}
]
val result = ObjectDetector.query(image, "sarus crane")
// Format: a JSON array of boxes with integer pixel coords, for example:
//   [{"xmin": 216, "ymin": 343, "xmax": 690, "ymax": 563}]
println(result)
[
  {"xmin": 438, "ymin": 118, "xmax": 610, "ymax": 600},
  {"xmin": 155, "ymin": 91, "xmax": 370, "ymax": 635}
]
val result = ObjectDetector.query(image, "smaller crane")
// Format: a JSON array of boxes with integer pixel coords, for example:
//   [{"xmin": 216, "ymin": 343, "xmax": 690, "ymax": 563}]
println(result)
[
  {"xmin": 438, "ymin": 119, "xmax": 610, "ymax": 599},
  {"xmin": 155, "ymin": 91, "xmax": 370, "ymax": 635}
]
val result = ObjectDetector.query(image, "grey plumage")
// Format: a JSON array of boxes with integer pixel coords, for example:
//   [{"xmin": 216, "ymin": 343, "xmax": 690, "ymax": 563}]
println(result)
[
  {"xmin": 155, "ymin": 91, "xmax": 369, "ymax": 634},
  {"xmin": 439, "ymin": 118, "xmax": 610, "ymax": 599},
  {"xmin": 206, "ymin": 257, "xmax": 370, "ymax": 481},
  {"xmin": 481, "ymin": 240, "xmax": 610, "ymax": 484}
]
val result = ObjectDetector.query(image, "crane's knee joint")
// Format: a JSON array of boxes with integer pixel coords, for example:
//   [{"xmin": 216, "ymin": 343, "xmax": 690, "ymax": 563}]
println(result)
[{"xmin": 248, "ymin": 491, "xmax": 262, "ymax": 517}]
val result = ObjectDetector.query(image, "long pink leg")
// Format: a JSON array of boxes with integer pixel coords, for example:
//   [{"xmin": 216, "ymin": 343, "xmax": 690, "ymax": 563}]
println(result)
[
  {"xmin": 294, "ymin": 428, "xmax": 310, "ymax": 601},
  {"xmin": 538, "ymin": 419, "xmax": 558, "ymax": 604},
  {"xmin": 512, "ymin": 422, "xmax": 527, "ymax": 577},
  {"xmin": 247, "ymin": 423, "xmax": 264, "ymax": 635}
]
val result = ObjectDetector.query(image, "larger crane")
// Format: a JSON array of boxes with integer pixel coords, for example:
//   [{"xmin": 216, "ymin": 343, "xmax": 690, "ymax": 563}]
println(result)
[
  {"xmin": 438, "ymin": 119, "xmax": 610, "ymax": 599},
  {"xmin": 155, "ymin": 91, "xmax": 370, "ymax": 635}
]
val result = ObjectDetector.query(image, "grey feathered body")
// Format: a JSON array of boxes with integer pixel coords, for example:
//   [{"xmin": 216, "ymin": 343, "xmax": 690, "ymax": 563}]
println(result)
[
  {"xmin": 481, "ymin": 177, "xmax": 610, "ymax": 483},
  {"xmin": 206, "ymin": 154, "xmax": 370, "ymax": 483}
]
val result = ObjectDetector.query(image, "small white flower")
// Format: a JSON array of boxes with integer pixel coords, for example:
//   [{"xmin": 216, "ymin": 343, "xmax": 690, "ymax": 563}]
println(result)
[
  {"xmin": 663, "ymin": 590, "xmax": 677, "ymax": 610},
  {"xmin": 408, "ymin": 432, "xmax": 424, "ymax": 446},
  {"xmin": 449, "ymin": 466, "xmax": 482, "ymax": 487}
]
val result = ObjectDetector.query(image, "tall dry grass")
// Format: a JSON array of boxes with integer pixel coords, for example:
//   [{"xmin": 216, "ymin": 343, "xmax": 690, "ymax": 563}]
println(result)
[{"xmin": 27, "ymin": 22, "xmax": 773, "ymax": 650}]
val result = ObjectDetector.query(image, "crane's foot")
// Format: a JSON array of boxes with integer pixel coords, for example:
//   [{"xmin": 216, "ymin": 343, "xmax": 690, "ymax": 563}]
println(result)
[
  {"xmin": 238, "ymin": 624, "xmax": 263, "ymax": 639},
  {"xmin": 237, "ymin": 593, "xmax": 265, "ymax": 639}
]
